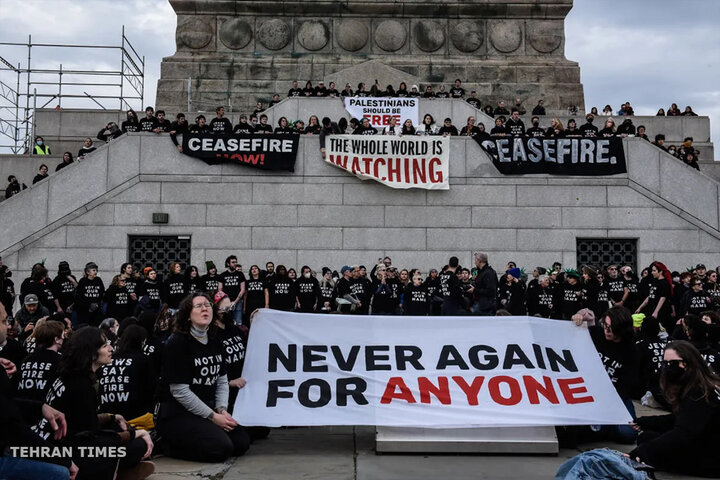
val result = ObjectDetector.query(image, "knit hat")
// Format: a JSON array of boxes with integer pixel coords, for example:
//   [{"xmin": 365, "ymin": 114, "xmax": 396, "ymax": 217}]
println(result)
[
  {"xmin": 206, "ymin": 260, "xmax": 216, "ymax": 271},
  {"xmin": 536, "ymin": 267, "xmax": 547, "ymax": 275},
  {"xmin": 58, "ymin": 261, "xmax": 71, "ymax": 275},
  {"xmin": 508, "ymin": 267, "xmax": 521, "ymax": 279},
  {"xmin": 84, "ymin": 262, "xmax": 98, "ymax": 273},
  {"xmin": 322, "ymin": 267, "xmax": 331, "ymax": 276},
  {"xmin": 143, "ymin": 267, "xmax": 154, "ymax": 276},
  {"xmin": 214, "ymin": 291, "xmax": 228, "ymax": 304},
  {"xmin": 341, "ymin": 265, "xmax": 352, "ymax": 274}
]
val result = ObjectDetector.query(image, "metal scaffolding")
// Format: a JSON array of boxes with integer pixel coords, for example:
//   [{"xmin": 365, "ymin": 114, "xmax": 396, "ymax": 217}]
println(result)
[{"xmin": 0, "ymin": 26, "xmax": 144, "ymax": 153}]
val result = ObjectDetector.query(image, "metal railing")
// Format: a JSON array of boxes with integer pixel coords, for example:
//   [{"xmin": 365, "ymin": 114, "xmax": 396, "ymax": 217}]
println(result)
[{"xmin": 0, "ymin": 27, "xmax": 144, "ymax": 153}]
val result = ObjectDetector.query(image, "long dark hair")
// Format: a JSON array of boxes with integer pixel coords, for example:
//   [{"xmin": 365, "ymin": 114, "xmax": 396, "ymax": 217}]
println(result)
[
  {"xmin": 58, "ymin": 326, "xmax": 107, "ymax": 377},
  {"xmin": 114, "ymin": 324, "xmax": 147, "ymax": 356},
  {"xmin": 661, "ymin": 340, "xmax": 720, "ymax": 411},
  {"xmin": 172, "ymin": 292, "xmax": 217, "ymax": 335},
  {"xmin": 603, "ymin": 306, "xmax": 634, "ymax": 343}
]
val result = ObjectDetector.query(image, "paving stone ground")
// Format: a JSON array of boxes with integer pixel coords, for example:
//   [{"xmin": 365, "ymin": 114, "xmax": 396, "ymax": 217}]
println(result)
[{"xmin": 148, "ymin": 407, "xmax": 702, "ymax": 480}]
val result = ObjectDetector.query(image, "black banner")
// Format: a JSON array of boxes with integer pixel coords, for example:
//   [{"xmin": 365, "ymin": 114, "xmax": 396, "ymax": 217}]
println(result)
[
  {"xmin": 182, "ymin": 133, "xmax": 299, "ymax": 172},
  {"xmin": 475, "ymin": 136, "xmax": 627, "ymax": 176}
]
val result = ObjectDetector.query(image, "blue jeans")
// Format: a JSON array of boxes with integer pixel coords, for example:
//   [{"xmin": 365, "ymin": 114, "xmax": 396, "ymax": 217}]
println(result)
[
  {"xmin": 597, "ymin": 397, "xmax": 637, "ymax": 444},
  {"xmin": 0, "ymin": 456, "xmax": 69, "ymax": 480},
  {"xmin": 555, "ymin": 448, "xmax": 651, "ymax": 480},
  {"xmin": 233, "ymin": 299, "xmax": 243, "ymax": 325}
]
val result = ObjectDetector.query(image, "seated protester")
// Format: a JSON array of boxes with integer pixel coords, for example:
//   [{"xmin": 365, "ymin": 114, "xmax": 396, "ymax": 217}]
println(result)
[
  {"xmin": 482, "ymin": 104, "xmax": 493, "ymax": 117},
  {"xmin": 422, "ymin": 85, "xmax": 435, "ymax": 99},
  {"xmin": 292, "ymin": 119, "xmax": 305, "ymax": 134},
  {"xmin": 400, "ymin": 118, "xmax": 416, "ymax": 136},
  {"xmin": 450, "ymin": 79, "xmax": 465, "ymax": 99},
  {"xmin": 170, "ymin": 113, "xmax": 189, "ymax": 151},
  {"xmin": 188, "ymin": 114, "xmax": 210, "ymax": 133},
  {"xmin": 490, "ymin": 116, "xmax": 507, "ymax": 136},
  {"xmin": 15, "ymin": 293, "xmax": 50, "ymax": 331},
  {"xmin": 243, "ymin": 265, "xmax": 265, "ymax": 319},
  {"xmin": 97, "ymin": 121, "xmax": 123, "ymax": 142},
  {"xmin": 636, "ymin": 125, "xmax": 649, "ymax": 141},
  {"xmin": 314, "ymin": 81, "xmax": 328, "ymax": 97},
  {"xmin": 667, "ymin": 103, "xmax": 681, "ymax": 116},
  {"xmin": 340, "ymin": 83, "xmax": 354, "ymax": 97},
  {"xmin": 232, "ymin": 114, "xmax": 254, "ymax": 134},
  {"xmin": 152, "ymin": 110, "xmax": 172, "ymax": 133},
  {"xmin": 493, "ymin": 101, "xmax": 510, "ymax": 116},
  {"xmin": 512, "ymin": 98, "xmax": 526, "ymax": 115},
  {"xmin": 209, "ymin": 106, "xmax": 232, "ymax": 134},
  {"xmin": 122, "ymin": 109, "xmax": 140, "ymax": 132},
  {"xmin": 417, "ymin": 113, "xmax": 438, "ymax": 135},
  {"xmin": 31, "ymin": 136, "xmax": 51, "ymax": 155},
  {"xmin": 98, "ymin": 324, "xmax": 157, "ymax": 426},
  {"xmin": 354, "ymin": 117, "xmax": 378, "ymax": 135},
  {"xmin": 268, "ymin": 93, "xmax": 281, "ymax": 107},
  {"xmin": 677, "ymin": 136, "xmax": 695, "ymax": 159},
  {"xmin": 580, "ymin": 306, "xmax": 640, "ymax": 443},
  {"xmin": 287, "ymin": 80, "xmax": 303, "ymax": 97},
  {"xmin": 504, "ymin": 109, "xmax": 525, "ymax": 136},
  {"xmin": 629, "ymin": 341, "xmax": 720, "ymax": 478},
  {"xmin": 0, "ymin": 308, "xmax": 28, "ymax": 366},
  {"xmin": 103, "ymin": 274, "xmax": 132, "ymax": 321},
  {"xmin": 163, "ymin": 262, "xmax": 188, "ymax": 311},
  {"xmin": 382, "ymin": 116, "xmax": 401, "ymax": 135},
  {"xmin": 55, "ymin": 151, "xmax": 74, "ymax": 172},
  {"xmin": 526, "ymin": 274, "xmax": 553, "ymax": 317},
  {"xmin": 526, "ymin": 116, "xmax": 545, "ymax": 137},
  {"xmin": 32, "ymin": 164, "xmax": 49, "ymax": 185},
  {"xmin": 302, "ymin": 81, "xmax": 314, "ymax": 96},
  {"xmin": 579, "ymin": 114, "xmax": 598, "ymax": 137},
  {"xmin": 273, "ymin": 116, "xmax": 293, "ymax": 134},
  {"xmin": 73, "ymin": 262, "xmax": 105, "ymax": 327},
  {"xmin": 531, "ymin": 99, "xmax": 546, "ymax": 116},
  {"xmin": 200, "ymin": 261, "xmax": 222, "ymax": 294},
  {"xmin": 21, "ymin": 263, "xmax": 58, "ymax": 314},
  {"xmin": 16, "ymin": 320, "xmax": 63, "ymax": 402},
  {"xmin": 565, "ymin": 118, "xmax": 581, "ymax": 137},
  {"xmin": 656, "ymin": 108, "xmax": 665, "ymax": 116},
  {"xmin": 435, "ymin": 85, "xmax": 449, "ymax": 98},
  {"xmin": 77, "ymin": 137, "xmax": 97, "ymax": 158},
  {"xmin": 459, "ymin": 116, "xmax": 481, "ymax": 137},
  {"xmin": 305, "ymin": 115, "xmax": 322, "ymax": 135},
  {"xmin": 684, "ymin": 315, "xmax": 720, "ymax": 374},
  {"xmin": 99, "ymin": 318, "xmax": 119, "ymax": 347},
  {"xmin": 683, "ymin": 151, "xmax": 700, "ymax": 170},
  {"xmin": 251, "ymin": 102, "xmax": 264, "ymax": 117},
  {"xmin": 598, "ymin": 117, "xmax": 617, "ymax": 137},
  {"xmin": 294, "ymin": 266, "xmax": 319, "ymax": 313},
  {"xmin": 249, "ymin": 114, "xmax": 259, "ymax": 130},
  {"xmin": 403, "ymin": 274, "xmax": 430, "ymax": 316},
  {"xmin": 254, "ymin": 114, "xmax": 273, "ymax": 134},
  {"xmin": 136, "ymin": 267, "xmax": 162, "ymax": 315},
  {"xmin": 157, "ymin": 293, "xmax": 260, "ymax": 463},
  {"xmin": 408, "ymin": 84, "xmax": 421, "ymax": 98},
  {"xmin": 36, "ymin": 326, "xmax": 153, "ymax": 479},
  {"xmin": 346, "ymin": 118, "xmax": 360, "ymax": 134},
  {"xmin": 616, "ymin": 117, "xmax": 636, "ymax": 137},
  {"xmin": 264, "ymin": 265, "xmax": 295, "ymax": 311},
  {"xmin": 682, "ymin": 105, "xmax": 698, "ymax": 116},
  {"xmin": 466, "ymin": 90, "xmax": 481, "ymax": 109},
  {"xmin": 395, "ymin": 82, "xmax": 408, "ymax": 98},
  {"xmin": 653, "ymin": 134, "xmax": 667, "ymax": 151},
  {"xmin": 4, "ymin": 174, "xmax": 27, "ymax": 198},
  {"xmin": 139, "ymin": 106, "xmax": 158, "ymax": 132},
  {"xmin": 544, "ymin": 118, "xmax": 564, "ymax": 138},
  {"xmin": 635, "ymin": 315, "xmax": 668, "ymax": 407},
  {"xmin": 438, "ymin": 117, "xmax": 458, "ymax": 136},
  {"xmin": 326, "ymin": 82, "xmax": 340, "ymax": 97}
]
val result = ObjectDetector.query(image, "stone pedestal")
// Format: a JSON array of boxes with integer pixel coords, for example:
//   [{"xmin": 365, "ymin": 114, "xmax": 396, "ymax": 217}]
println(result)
[{"xmin": 158, "ymin": 0, "xmax": 585, "ymax": 116}]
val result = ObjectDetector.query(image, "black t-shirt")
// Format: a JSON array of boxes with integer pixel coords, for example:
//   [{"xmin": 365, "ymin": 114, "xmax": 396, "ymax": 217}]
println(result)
[
  {"xmin": 435, "ymin": 91, "xmax": 449, "ymax": 99},
  {"xmin": 16, "ymin": 349, "xmax": 60, "ymax": 402},
  {"xmin": 189, "ymin": 123, "xmax": 210, "ymax": 134},
  {"xmin": 490, "ymin": 125, "xmax": 507, "ymax": 135},
  {"xmin": 526, "ymin": 286, "xmax": 553, "ymax": 318},
  {"xmin": 122, "ymin": 120, "xmax": 140, "ymax": 133},
  {"xmin": 244, "ymin": 277, "xmax": 266, "ymax": 312},
  {"xmin": 370, "ymin": 279, "xmax": 395, "ymax": 314},
  {"xmin": 266, "ymin": 277, "xmax": 295, "ymax": 311},
  {"xmin": 137, "ymin": 280, "xmax": 161, "ymax": 310},
  {"xmin": 233, "ymin": 122, "xmax": 255, "ymax": 135},
  {"xmin": 439, "ymin": 271, "xmax": 463, "ymax": 306},
  {"xmin": 438, "ymin": 125, "xmax": 458, "ymax": 136},
  {"xmin": 163, "ymin": 273, "xmax": 187, "ymax": 309},
  {"xmin": 526, "ymin": 126, "xmax": 545, "ymax": 138},
  {"xmin": 555, "ymin": 282, "xmax": 582, "ymax": 319},
  {"xmin": 103, "ymin": 285, "xmax": 131, "ymax": 320},
  {"xmin": 288, "ymin": 87, "xmax": 303, "ymax": 97},
  {"xmin": 636, "ymin": 336, "xmax": 666, "ymax": 391},
  {"xmin": 199, "ymin": 273, "xmax": 221, "ymax": 294},
  {"xmin": 155, "ymin": 119, "xmax": 172, "ymax": 132},
  {"xmin": 255, "ymin": 123, "xmax": 273, "ymax": 134},
  {"xmin": 220, "ymin": 270, "xmax": 246, "ymax": 301},
  {"xmin": 450, "ymin": 87, "xmax": 465, "ymax": 98},
  {"xmin": 404, "ymin": 284, "xmax": 429, "ymax": 316},
  {"xmin": 98, "ymin": 350, "xmax": 155, "ymax": 420},
  {"xmin": 0, "ymin": 339, "xmax": 27, "ymax": 370},
  {"xmin": 466, "ymin": 98, "xmax": 481, "ymax": 109},
  {"xmin": 209, "ymin": 117, "xmax": 233, "ymax": 134},
  {"xmin": 579, "ymin": 123, "xmax": 599, "ymax": 138},
  {"xmin": 687, "ymin": 290, "xmax": 711, "ymax": 316},
  {"xmin": 295, "ymin": 277, "xmax": 320, "ymax": 311},
  {"xmin": 504, "ymin": 119, "xmax": 525, "ymax": 136},
  {"xmin": 34, "ymin": 375, "xmax": 99, "ymax": 440},
  {"xmin": 606, "ymin": 276, "xmax": 626, "ymax": 303},
  {"xmin": 590, "ymin": 326, "xmax": 639, "ymax": 399},
  {"xmin": 74, "ymin": 277, "xmax": 105, "ymax": 315},
  {"xmin": 217, "ymin": 324, "xmax": 246, "ymax": 380},
  {"xmin": 160, "ymin": 333, "xmax": 225, "ymax": 418},
  {"xmin": 139, "ymin": 116, "xmax": 158, "ymax": 132},
  {"xmin": 23, "ymin": 279, "xmax": 57, "ymax": 313}
]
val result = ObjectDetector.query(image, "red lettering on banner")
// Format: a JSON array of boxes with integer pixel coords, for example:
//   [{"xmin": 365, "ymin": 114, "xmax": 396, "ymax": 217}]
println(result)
[
  {"xmin": 363, "ymin": 114, "xmax": 399, "ymax": 126},
  {"xmin": 451, "ymin": 376, "xmax": 484, "ymax": 405},
  {"xmin": 488, "ymin": 375, "xmax": 522, "ymax": 406},
  {"xmin": 381, "ymin": 377, "xmax": 417, "ymax": 404},
  {"xmin": 418, "ymin": 377, "xmax": 451, "ymax": 405},
  {"xmin": 403, "ymin": 157, "xmax": 410, "ymax": 183},
  {"xmin": 362, "ymin": 157, "xmax": 373, "ymax": 175},
  {"xmin": 523, "ymin": 376, "xmax": 560, "ymax": 405},
  {"xmin": 387, "ymin": 158, "xmax": 401, "ymax": 182},
  {"xmin": 351, "ymin": 156, "xmax": 361, "ymax": 174},
  {"xmin": 412, "ymin": 159, "xmax": 427, "ymax": 184},
  {"xmin": 374, "ymin": 158, "xmax": 385, "ymax": 180},
  {"xmin": 429, "ymin": 157, "xmax": 443, "ymax": 183},
  {"xmin": 557, "ymin": 377, "xmax": 594, "ymax": 404}
]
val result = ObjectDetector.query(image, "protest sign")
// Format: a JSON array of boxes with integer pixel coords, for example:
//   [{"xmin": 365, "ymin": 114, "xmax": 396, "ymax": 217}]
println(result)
[
  {"xmin": 475, "ymin": 136, "xmax": 627, "ymax": 175},
  {"xmin": 182, "ymin": 133, "xmax": 299, "ymax": 172},
  {"xmin": 344, "ymin": 97, "xmax": 418, "ymax": 129},
  {"xmin": 325, "ymin": 135, "xmax": 449, "ymax": 190},
  {"xmin": 235, "ymin": 310, "xmax": 632, "ymax": 428}
]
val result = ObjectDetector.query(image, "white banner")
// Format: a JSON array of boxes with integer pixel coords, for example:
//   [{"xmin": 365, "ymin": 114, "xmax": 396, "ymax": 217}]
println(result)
[
  {"xmin": 343, "ymin": 96, "xmax": 418, "ymax": 129},
  {"xmin": 325, "ymin": 135, "xmax": 450, "ymax": 190},
  {"xmin": 234, "ymin": 310, "xmax": 632, "ymax": 428}
]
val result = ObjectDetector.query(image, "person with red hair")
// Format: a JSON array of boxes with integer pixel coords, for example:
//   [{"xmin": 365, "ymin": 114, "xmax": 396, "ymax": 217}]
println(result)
[{"xmin": 636, "ymin": 262, "xmax": 675, "ymax": 333}]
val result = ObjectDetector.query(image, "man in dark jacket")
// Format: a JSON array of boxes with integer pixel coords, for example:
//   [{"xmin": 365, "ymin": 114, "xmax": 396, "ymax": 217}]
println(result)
[{"xmin": 472, "ymin": 252, "xmax": 497, "ymax": 315}]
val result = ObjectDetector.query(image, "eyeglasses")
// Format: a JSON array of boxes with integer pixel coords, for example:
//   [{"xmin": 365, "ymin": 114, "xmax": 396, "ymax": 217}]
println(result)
[
  {"xmin": 661, "ymin": 359, "xmax": 683, "ymax": 368},
  {"xmin": 192, "ymin": 302, "xmax": 212, "ymax": 310},
  {"xmin": 608, "ymin": 267, "xmax": 617, "ymax": 271},
  {"xmin": 693, "ymin": 283, "xmax": 703, "ymax": 286},
  {"xmin": 603, "ymin": 322, "xmax": 613, "ymax": 332}
]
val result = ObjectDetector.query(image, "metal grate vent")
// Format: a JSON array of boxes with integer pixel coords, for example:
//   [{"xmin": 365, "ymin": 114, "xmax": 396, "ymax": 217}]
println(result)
[
  {"xmin": 128, "ymin": 235, "xmax": 191, "ymax": 279},
  {"xmin": 576, "ymin": 238, "xmax": 637, "ymax": 272}
]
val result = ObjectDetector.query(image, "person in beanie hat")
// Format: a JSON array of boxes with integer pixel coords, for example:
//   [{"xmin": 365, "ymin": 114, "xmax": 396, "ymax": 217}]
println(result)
[
  {"xmin": 526, "ymin": 266, "xmax": 547, "ymax": 300},
  {"xmin": 200, "ymin": 260, "xmax": 221, "ymax": 294},
  {"xmin": 554, "ymin": 269, "xmax": 582, "ymax": 320},
  {"xmin": 136, "ymin": 267, "xmax": 162, "ymax": 315},
  {"xmin": 73, "ymin": 262, "xmax": 105, "ymax": 327}
]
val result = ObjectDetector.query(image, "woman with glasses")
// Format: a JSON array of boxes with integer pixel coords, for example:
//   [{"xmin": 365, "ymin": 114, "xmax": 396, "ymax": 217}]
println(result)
[
  {"xmin": 628, "ymin": 340, "xmax": 720, "ymax": 477},
  {"xmin": 156, "ymin": 293, "xmax": 252, "ymax": 462}
]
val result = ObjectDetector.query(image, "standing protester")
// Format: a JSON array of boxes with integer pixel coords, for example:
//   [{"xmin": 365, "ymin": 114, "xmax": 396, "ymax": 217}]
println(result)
[
  {"xmin": 209, "ymin": 106, "xmax": 233, "ymax": 134},
  {"xmin": 318, "ymin": 268, "xmax": 335, "ymax": 313},
  {"xmin": 439, "ymin": 257, "xmax": 465, "ymax": 316},
  {"xmin": 120, "ymin": 263, "xmax": 138, "ymax": 313},
  {"xmin": 504, "ymin": 109, "xmax": 525, "ymax": 136},
  {"xmin": 472, "ymin": 252, "xmax": 497, "ymax": 315},
  {"xmin": 0, "ymin": 303, "xmax": 27, "ymax": 366},
  {"xmin": 579, "ymin": 114, "xmax": 598, "ymax": 138},
  {"xmin": 189, "ymin": 115, "xmax": 210, "ymax": 134},
  {"xmin": 139, "ymin": 106, "xmax": 158, "ymax": 132},
  {"xmin": 264, "ymin": 265, "xmax": 295, "ymax": 311},
  {"xmin": 163, "ymin": 262, "xmax": 188, "ymax": 311},
  {"xmin": 403, "ymin": 273, "xmax": 430, "ymax": 316},
  {"xmin": 370, "ymin": 265, "xmax": 395, "ymax": 315},
  {"xmin": 450, "ymin": 79, "xmax": 465, "ymax": 99},
  {"xmin": 243, "ymin": 265, "xmax": 266, "ymax": 319},
  {"xmin": 526, "ymin": 275, "xmax": 554, "ymax": 317},
  {"xmin": 636, "ymin": 262, "xmax": 674, "ymax": 334},
  {"xmin": 73, "ymin": 262, "xmax": 105, "ymax": 327},
  {"xmin": 334, "ymin": 266, "xmax": 360, "ymax": 313},
  {"xmin": 295, "ymin": 265, "xmax": 320, "ymax": 313},
  {"xmin": 21, "ymin": 263, "xmax": 59, "ymax": 313},
  {"xmin": 288, "ymin": 80, "xmax": 303, "ymax": 97},
  {"xmin": 169, "ymin": 113, "xmax": 189, "ymax": 152},
  {"xmin": 555, "ymin": 269, "xmax": 582, "ymax": 320},
  {"xmin": 221, "ymin": 255, "xmax": 246, "ymax": 325},
  {"xmin": 152, "ymin": 110, "xmax": 172, "ymax": 133},
  {"xmin": 103, "ymin": 275, "xmax": 131, "ymax": 321},
  {"xmin": 157, "ymin": 293, "xmax": 256, "ymax": 462},
  {"xmin": 200, "ymin": 261, "xmax": 222, "ymax": 295},
  {"xmin": 233, "ymin": 114, "xmax": 254, "ymax": 135},
  {"xmin": 531, "ymin": 99, "xmax": 546, "ymax": 116}
]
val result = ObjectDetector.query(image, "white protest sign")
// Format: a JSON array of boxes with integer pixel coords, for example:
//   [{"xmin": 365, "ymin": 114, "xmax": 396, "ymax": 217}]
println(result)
[
  {"xmin": 325, "ymin": 135, "xmax": 450, "ymax": 190},
  {"xmin": 234, "ymin": 310, "xmax": 632, "ymax": 428},
  {"xmin": 343, "ymin": 97, "xmax": 418, "ymax": 128}
]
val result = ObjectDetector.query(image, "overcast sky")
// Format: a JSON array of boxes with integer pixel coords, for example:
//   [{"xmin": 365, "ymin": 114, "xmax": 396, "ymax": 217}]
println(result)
[{"xmin": 1, "ymin": 0, "xmax": 718, "ymax": 154}]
